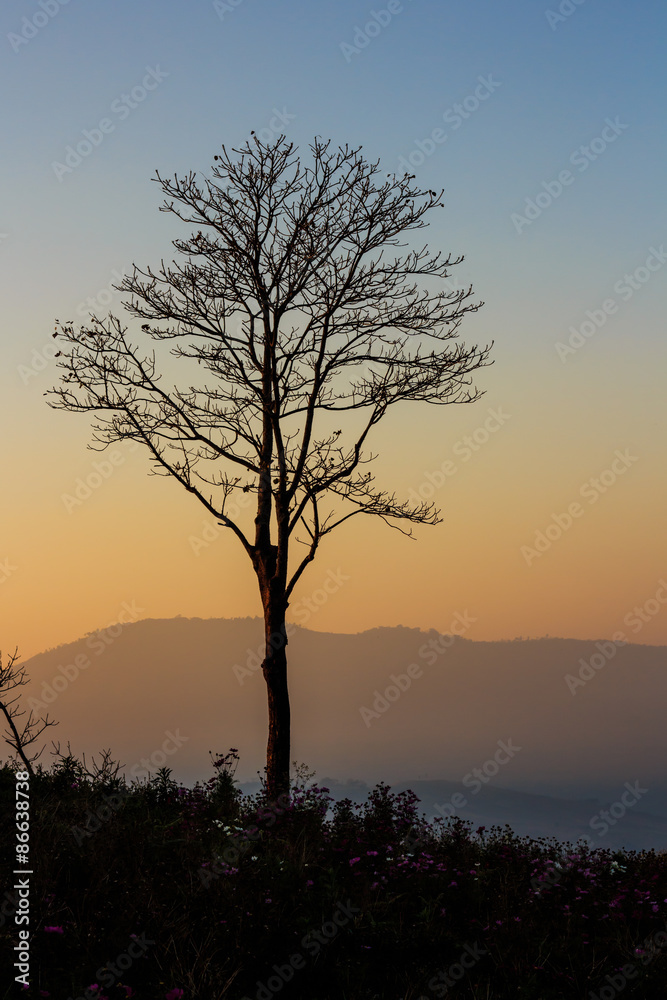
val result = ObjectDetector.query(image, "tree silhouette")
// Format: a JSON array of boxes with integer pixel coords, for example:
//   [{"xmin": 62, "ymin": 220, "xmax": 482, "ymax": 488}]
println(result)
[
  {"xmin": 0, "ymin": 648, "xmax": 58, "ymax": 774},
  {"xmin": 47, "ymin": 136, "xmax": 492, "ymax": 797}
]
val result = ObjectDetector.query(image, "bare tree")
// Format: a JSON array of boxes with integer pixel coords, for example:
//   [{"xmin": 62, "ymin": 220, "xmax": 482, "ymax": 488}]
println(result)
[
  {"xmin": 47, "ymin": 136, "xmax": 493, "ymax": 797},
  {"xmin": 0, "ymin": 648, "xmax": 58, "ymax": 774}
]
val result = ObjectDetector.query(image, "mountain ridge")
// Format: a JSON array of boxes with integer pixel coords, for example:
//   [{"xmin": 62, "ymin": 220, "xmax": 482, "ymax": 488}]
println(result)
[{"xmin": 14, "ymin": 615, "xmax": 667, "ymax": 849}]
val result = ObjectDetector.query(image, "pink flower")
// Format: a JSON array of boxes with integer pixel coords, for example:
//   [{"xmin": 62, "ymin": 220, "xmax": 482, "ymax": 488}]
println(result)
[
  {"xmin": 349, "ymin": 857, "xmax": 361, "ymax": 865},
  {"xmin": 122, "ymin": 989, "xmax": 135, "ymax": 998},
  {"xmin": 44, "ymin": 925, "xmax": 64, "ymax": 934},
  {"xmin": 165, "ymin": 990, "xmax": 184, "ymax": 1000}
]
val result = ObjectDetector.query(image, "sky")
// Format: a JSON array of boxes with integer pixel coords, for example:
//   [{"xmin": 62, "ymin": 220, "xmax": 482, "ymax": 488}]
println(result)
[{"xmin": 1, "ymin": 0, "xmax": 666, "ymax": 660}]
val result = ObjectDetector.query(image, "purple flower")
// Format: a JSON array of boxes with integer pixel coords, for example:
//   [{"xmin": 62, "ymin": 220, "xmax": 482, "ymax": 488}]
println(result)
[
  {"xmin": 349, "ymin": 857, "xmax": 361, "ymax": 866},
  {"xmin": 165, "ymin": 991, "xmax": 184, "ymax": 1000},
  {"xmin": 44, "ymin": 925, "xmax": 64, "ymax": 934}
]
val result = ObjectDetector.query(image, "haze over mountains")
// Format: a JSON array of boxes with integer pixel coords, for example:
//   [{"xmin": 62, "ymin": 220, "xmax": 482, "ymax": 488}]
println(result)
[{"xmin": 19, "ymin": 616, "xmax": 667, "ymax": 850}]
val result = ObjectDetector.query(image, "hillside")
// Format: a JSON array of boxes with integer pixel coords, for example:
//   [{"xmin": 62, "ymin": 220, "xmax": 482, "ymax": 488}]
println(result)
[{"xmin": 18, "ymin": 616, "xmax": 667, "ymax": 848}]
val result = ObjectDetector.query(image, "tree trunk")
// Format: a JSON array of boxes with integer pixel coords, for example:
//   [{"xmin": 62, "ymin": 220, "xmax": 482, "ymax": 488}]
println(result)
[{"xmin": 261, "ymin": 596, "xmax": 291, "ymax": 800}]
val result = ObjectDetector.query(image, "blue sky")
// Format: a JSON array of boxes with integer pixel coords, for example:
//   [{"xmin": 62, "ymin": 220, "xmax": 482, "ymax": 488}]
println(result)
[{"xmin": 2, "ymin": 0, "xmax": 666, "ymax": 655}]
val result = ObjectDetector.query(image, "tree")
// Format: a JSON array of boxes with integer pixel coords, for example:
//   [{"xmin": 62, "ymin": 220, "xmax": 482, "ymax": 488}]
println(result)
[
  {"xmin": 47, "ymin": 136, "xmax": 493, "ymax": 798},
  {"xmin": 0, "ymin": 648, "xmax": 58, "ymax": 774}
]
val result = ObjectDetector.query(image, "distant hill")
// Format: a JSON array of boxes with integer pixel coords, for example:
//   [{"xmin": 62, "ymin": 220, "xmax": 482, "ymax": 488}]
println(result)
[{"xmin": 17, "ymin": 616, "xmax": 667, "ymax": 848}]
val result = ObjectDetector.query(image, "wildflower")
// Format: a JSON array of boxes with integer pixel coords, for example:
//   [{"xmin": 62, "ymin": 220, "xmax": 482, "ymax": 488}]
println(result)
[
  {"xmin": 349, "ymin": 857, "xmax": 361, "ymax": 866},
  {"xmin": 44, "ymin": 926, "xmax": 64, "ymax": 934},
  {"xmin": 165, "ymin": 991, "xmax": 184, "ymax": 1000}
]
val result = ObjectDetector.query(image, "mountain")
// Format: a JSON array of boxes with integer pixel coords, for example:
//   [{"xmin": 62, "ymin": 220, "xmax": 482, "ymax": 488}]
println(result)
[{"xmin": 17, "ymin": 616, "xmax": 667, "ymax": 849}]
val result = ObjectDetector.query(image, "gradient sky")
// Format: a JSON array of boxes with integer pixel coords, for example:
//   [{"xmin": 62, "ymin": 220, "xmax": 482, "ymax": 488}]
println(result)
[{"xmin": 1, "ymin": 0, "xmax": 666, "ymax": 659}]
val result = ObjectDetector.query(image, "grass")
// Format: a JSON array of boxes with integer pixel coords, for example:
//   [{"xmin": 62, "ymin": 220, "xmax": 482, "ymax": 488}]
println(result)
[{"xmin": 2, "ymin": 748, "xmax": 667, "ymax": 999}]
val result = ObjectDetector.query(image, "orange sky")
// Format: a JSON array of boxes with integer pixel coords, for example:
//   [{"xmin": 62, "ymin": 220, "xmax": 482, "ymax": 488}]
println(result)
[{"xmin": 3, "ymin": 322, "xmax": 666, "ymax": 661}]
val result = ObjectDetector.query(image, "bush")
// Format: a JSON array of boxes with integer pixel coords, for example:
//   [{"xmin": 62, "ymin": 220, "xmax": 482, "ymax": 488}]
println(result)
[{"xmin": 1, "ymin": 750, "xmax": 667, "ymax": 999}]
